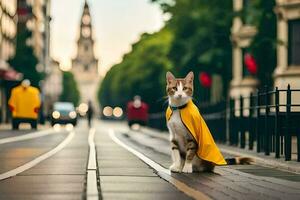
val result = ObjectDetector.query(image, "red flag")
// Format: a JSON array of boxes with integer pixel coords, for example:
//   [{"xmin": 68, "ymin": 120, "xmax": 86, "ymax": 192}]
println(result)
[
  {"xmin": 199, "ymin": 72, "xmax": 212, "ymax": 88},
  {"xmin": 244, "ymin": 53, "xmax": 258, "ymax": 75}
]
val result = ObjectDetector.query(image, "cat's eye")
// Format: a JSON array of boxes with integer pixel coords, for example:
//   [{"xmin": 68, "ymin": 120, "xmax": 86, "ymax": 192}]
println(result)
[
  {"xmin": 172, "ymin": 87, "xmax": 177, "ymax": 91},
  {"xmin": 183, "ymin": 87, "xmax": 188, "ymax": 90}
]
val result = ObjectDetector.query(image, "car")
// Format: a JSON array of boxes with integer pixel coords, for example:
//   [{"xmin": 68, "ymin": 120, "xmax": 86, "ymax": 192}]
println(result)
[{"xmin": 51, "ymin": 102, "xmax": 77, "ymax": 126}]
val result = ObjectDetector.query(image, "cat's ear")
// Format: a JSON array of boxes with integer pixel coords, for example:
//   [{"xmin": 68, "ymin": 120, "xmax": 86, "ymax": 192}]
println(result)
[
  {"xmin": 166, "ymin": 71, "xmax": 175, "ymax": 84},
  {"xmin": 185, "ymin": 71, "xmax": 194, "ymax": 84}
]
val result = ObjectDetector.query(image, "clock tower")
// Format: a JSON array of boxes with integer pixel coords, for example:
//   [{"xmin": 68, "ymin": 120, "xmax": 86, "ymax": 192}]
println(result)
[{"xmin": 72, "ymin": 0, "xmax": 99, "ymax": 106}]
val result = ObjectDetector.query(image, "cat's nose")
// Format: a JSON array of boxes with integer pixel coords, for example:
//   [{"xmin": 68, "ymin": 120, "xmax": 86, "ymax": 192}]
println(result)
[{"xmin": 178, "ymin": 94, "xmax": 182, "ymax": 98}]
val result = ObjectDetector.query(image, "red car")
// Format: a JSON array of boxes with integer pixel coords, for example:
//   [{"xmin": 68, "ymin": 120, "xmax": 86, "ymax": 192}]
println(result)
[{"xmin": 126, "ymin": 99, "xmax": 149, "ymax": 127}]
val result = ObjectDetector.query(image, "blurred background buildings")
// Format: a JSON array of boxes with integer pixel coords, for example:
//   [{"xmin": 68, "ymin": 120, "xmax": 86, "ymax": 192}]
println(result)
[{"xmin": 0, "ymin": 0, "xmax": 20, "ymax": 122}]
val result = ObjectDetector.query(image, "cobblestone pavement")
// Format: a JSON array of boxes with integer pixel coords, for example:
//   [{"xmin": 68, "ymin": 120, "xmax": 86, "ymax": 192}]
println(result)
[
  {"xmin": 114, "ymin": 124, "xmax": 300, "ymax": 200},
  {"xmin": 0, "ymin": 120, "xmax": 299, "ymax": 200}
]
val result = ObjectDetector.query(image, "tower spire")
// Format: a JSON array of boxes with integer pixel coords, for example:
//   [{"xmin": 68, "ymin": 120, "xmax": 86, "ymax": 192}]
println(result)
[{"xmin": 72, "ymin": 0, "xmax": 99, "ymax": 105}]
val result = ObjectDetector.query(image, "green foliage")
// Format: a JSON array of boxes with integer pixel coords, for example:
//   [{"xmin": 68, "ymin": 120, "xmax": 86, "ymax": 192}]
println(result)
[
  {"xmin": 60, "ymin": 72, "xmax": 80, "ymax": 106},
  {"xmin": 153, "ymin": 0, "xmax": 233, "ymax": 102},
  {"xmin": 98, "ymin": 29, "xmax": 173, "ymax": 113},
  {"xmin": 8, "ymin": 23, "xmax": 42, "ymax": 87},
  {"xmin": 237, "ymin": 0, "xmax": 262, "ymax": 26},
  {"xmin": 99, "ymin": 0, "xmax": 278, "ymax": 112}
]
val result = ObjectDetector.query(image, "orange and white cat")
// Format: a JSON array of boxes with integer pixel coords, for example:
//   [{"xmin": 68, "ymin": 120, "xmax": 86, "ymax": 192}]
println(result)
[
  {"xmin": 166, "ymin": 71, "xmax": 251, "ymax": 173},
  {"xmin": 166, "ymin": 71, "xmax": 205, "ymax": 173}
]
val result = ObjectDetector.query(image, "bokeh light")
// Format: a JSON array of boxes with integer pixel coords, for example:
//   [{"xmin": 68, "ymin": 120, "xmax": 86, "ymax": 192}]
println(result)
[
  {"xmin": 103, "ymin": 106, "xmax": 113, "ymax": 117},
  {"xmin": 113, "ymin": 107, "xmax": 123, "ymax": 118}
]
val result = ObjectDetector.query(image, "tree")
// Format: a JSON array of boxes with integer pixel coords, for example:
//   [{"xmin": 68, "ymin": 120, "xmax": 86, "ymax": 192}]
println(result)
[
  {"xmin": 8, "ymin": 7, "xmax": 42, "ymax": 88},
  {"xmin": 60, "ymin": 72, "xmax": 80, "ymax": 106},
  {"xmin": 98, "ymin": 29, "xmax": 173, "ymax": 113},
  {"xmin": 152, "ymin": 0, "xmax": 233, "ymax": 103}
]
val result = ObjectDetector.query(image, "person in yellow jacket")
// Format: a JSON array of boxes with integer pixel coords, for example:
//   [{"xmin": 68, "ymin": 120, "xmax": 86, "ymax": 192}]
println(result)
[{"xmin": 8, "ymin": 79, "xmax": 41, "ymax": 130}]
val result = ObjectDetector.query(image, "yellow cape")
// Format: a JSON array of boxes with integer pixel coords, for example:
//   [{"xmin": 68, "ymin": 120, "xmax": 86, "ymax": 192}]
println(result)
[{"xmin": 166, "ymin": 100, "xmax": 227, "ymax": 165}]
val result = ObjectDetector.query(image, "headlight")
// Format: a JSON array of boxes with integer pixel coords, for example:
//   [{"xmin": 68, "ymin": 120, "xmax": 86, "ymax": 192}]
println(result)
[
  {"xmin": 103, "ymin": 106, "xmax": 113, "ymax": 117},
  {"xmin": 113, "ymin": 107, "xmax": 123, "ymax": 118},
  {"xmin": 69, "ymin": 111, "xmax": 77, "ymax": 119},
  {"xmin": 52, "ymin": 111, "xmax": 60, "ymax": 119}
]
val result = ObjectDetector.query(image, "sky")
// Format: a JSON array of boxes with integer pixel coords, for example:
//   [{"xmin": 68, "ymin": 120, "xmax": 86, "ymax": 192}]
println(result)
[{"xmin": 50, "ymin": 0, "xmax": 165, "ymax": 76}]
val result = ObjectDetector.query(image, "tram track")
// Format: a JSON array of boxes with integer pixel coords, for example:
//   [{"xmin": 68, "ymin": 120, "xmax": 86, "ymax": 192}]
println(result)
[
  {"xmin": 0, "ymin": 128, "xmax": 63, "ymax": 145},
  {"xmin": 85, "ymin": 128, "xmax": 100, "ymax": 200},
  {"xmin": 0, "ymin": 128, "xmax": 75, "ymax": 180},
  {"xmin": 108, "ymin": 128, "xmax": 211, "ymax": 200}
]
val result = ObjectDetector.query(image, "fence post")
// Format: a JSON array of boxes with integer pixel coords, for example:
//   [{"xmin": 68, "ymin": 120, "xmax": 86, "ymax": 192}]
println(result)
[
  {"xmin": 229, "ymin": 99, "xmax": 237, "ymax": 146},
  {"xmin": 275, "ymin": 87, "xmax": 280, "ymax": 158},
  {"xmin": 285, "ymin": 84, "xmax": 292, "ymax": 161},
  {"xmin": 240, "ymin": 95, "xmax": 245, "ymax": 149},
  {"xmin": 256, "ymin": 90, "xmax": 261, "ymax": 153},
  {"xmin": 298, "ymin": 130, "xmax": 300, "ymax": 162},
  {"xmin": 249, "ymin": 93, "xmax": 254, "ymax": 150},
  {"xmin": 265, "ymin": 85, "xmax": 270, "ymax": 155},
  {"xmin": 229, "ymin": 99, "xmax": 233, "ymax": 145}
]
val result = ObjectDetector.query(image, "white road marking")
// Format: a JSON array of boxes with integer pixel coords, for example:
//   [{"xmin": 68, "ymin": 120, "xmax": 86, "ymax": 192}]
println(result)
[
  {"xmin": 0, "ymin": 130, "xmax": 75, "ymax": 180},
  {"xmin": 108, "ymin": 129, "xmax": 211, "ymax": 200},
  {"xmin": 86, "ymin": 128, "xmax": 99, "ymax": 200},
  {"xmin": 0, "ymin": 129, "xmax": 59, "ymax": 145}
]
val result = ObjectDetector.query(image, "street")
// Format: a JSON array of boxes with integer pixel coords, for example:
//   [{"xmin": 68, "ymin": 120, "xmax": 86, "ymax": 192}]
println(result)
[
  {"xmin": 0, "ymin": 120, "xmax": 299, "ymax": 200},
  {"xmin": 1, "ymin": 0, "xmax": 300, "ymax": 199}
]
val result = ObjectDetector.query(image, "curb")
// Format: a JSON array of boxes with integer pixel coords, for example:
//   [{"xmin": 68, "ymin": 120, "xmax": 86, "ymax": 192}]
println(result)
[
  {"xmin": 141, "ymin": 127, "xmax": 300, "ymax": 174},
  {"xmin": 219, "ymin": 145, "xmax": 300, "ymax": 174}
]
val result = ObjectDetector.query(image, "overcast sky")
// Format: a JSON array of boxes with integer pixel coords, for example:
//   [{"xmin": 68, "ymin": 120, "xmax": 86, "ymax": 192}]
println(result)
[{"xmin": 50, "ymin": 0, "xmax": 165, "ymax": 76}]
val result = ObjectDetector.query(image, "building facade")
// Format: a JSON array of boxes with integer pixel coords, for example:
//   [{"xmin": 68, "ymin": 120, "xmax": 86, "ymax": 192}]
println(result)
[
  {"xmin": 230, "ymin": 0, "xmax": 300, "ymax": 113},
  {"xmin": 43, "ymin": 59, "xmax": 62, "ymax": 115},
  {"xmin": 274, "ymin": 0, "xmax": 300, "ymax": 107},
  {"xmin": 230, "ymin": 0, "xmax": 259, "ymax": 99},
  {"xmin": 17, "ymin": 0, "xmax": 49, "ymax": 72},
  {"xmin": 0, "ymin": 0, "xmax": 17, "ymax": 70},
  {"xmin": 0, "ymin": 0, "xmax": 20, "ymax": 123},
  {"xmin": 230, "ymin": 0, "xmax": 259, "ymax": 115},
  {"xmin": 72, "ymin": 0, "xmax": 99, "ymax": 106}
]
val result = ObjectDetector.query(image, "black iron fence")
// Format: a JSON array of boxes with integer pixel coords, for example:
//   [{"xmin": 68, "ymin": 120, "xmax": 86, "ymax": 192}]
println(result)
[
  {"xmin": 148, "ymin": 85, "xmax": 300, "ymax": 162},
  {"xmin": 227, "ymin": 85, "xmax": 300, "ymax": 161}
]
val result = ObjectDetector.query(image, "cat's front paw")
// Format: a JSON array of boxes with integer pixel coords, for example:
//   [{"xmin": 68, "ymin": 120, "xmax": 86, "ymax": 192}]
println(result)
[
  {"xmin": 182, "ymin": 163, "xmax": 193, "ymax": 173},
  {"xmin": 169, "ymin": 164, "xmax": 182, "ymax": 173}
]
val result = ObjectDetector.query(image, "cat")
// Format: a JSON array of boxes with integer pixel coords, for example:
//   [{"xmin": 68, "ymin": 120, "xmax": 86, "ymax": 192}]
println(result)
[{"xmin": 166, "ymin": 71, "xmax": 252, "ymax": 173}]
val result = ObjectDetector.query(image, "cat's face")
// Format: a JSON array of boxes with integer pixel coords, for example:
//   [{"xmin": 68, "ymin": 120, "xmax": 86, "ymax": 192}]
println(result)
[{"xmin": 166, "ymin": 71, "xmax": 194, "ymax": 106}]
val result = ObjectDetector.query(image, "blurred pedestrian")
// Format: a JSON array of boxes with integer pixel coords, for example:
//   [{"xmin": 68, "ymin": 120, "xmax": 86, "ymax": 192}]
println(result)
[
  {"xmin": 8, "ymin": 79, "xmax": 41, "ymax": 130},
  {"xmin": 87, "ymin": 100, "xmax": 94, "ymax": 127},
  {"xmin": 126, "ymin": 95, "xmax": 149, "ymax": 128}
]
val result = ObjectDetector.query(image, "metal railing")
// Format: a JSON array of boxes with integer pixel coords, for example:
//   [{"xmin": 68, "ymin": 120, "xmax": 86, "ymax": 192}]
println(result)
[
  {"xmin": 227, "ymin": 85, "xmax": 300, "ymax": 161},
  {"xmin": 148, "ymin": 85, "xmax": 300, "ymax": 162}
]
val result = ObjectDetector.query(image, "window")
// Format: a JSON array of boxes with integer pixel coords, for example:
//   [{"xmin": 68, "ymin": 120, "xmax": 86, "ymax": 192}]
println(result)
[{"xmin": 288, "ymin": 20, "xmax": 300, "ymax": 66}]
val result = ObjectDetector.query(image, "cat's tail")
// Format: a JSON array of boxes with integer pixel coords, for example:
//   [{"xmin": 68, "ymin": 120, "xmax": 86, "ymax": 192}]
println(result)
[{"xmin": 225, "ymin": 157, "xmax": 253, "ymax": 165}]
